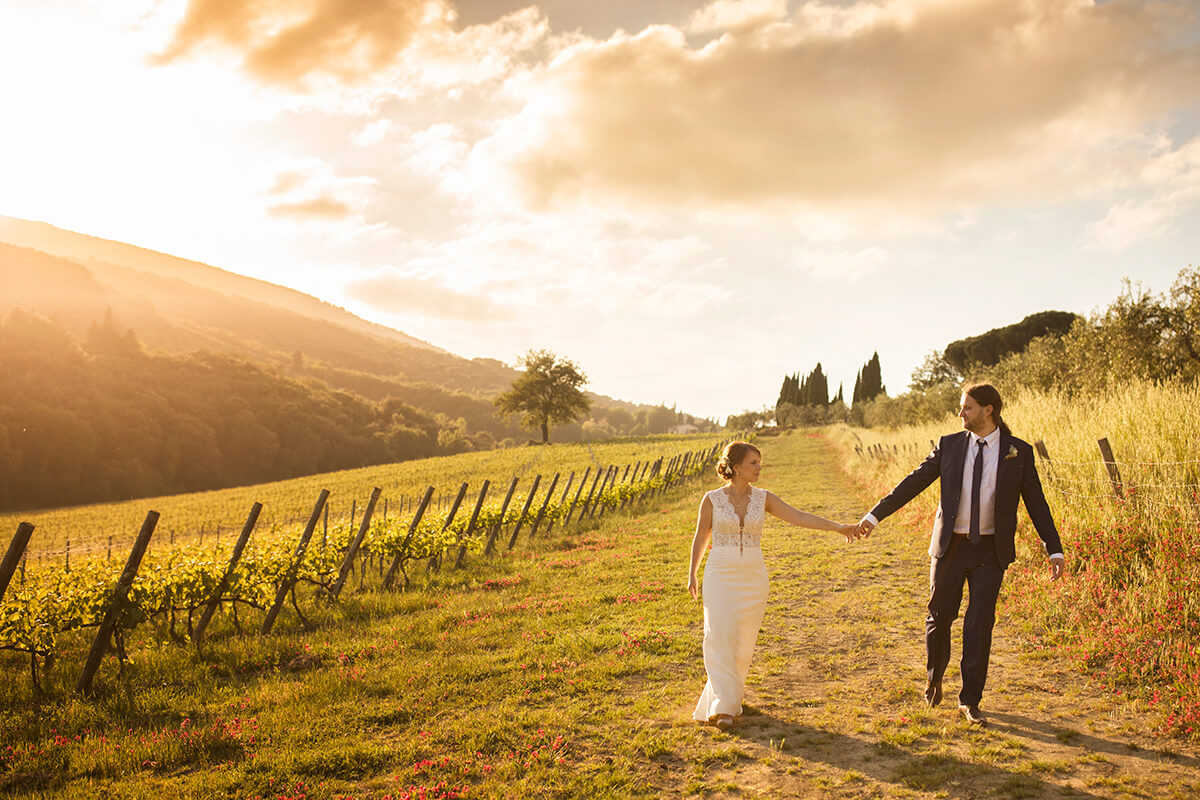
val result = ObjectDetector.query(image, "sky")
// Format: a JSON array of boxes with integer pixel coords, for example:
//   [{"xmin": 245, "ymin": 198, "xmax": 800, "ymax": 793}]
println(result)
[{"xmin": 1, "ymin": 0, "xmax": 1198, "ymax": 421}]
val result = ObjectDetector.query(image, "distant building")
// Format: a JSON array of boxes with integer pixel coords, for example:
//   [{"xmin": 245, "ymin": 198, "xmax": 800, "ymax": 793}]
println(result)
[{"xmin": 668, "ymin": 423, "xmax": 699, "ymax": 435}]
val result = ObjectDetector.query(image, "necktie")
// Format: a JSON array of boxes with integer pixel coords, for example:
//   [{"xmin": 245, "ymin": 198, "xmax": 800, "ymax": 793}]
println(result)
[{"xmin": 969, "ymin": 439, "xmax": 986, "ymax": 545}]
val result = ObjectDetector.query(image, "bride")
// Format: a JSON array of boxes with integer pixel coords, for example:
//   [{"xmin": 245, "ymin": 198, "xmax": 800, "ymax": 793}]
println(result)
[{"xmin": 688, "ymin": 441, "xmax": 857, "ymax": 729}]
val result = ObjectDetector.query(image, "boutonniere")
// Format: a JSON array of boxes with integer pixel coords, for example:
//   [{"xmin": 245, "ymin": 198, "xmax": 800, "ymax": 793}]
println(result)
[{"xmin": 1004, "ymin": 445, "xmax": 1019, "ymax": 461}]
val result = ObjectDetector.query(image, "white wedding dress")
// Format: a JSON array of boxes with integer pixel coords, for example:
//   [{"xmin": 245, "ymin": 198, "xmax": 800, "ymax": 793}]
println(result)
[{"xmin": 693, "ymin": 486, "xmax": 770, "ymax": 722}]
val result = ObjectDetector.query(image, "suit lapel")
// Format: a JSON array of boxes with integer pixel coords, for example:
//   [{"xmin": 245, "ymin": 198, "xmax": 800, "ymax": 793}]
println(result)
[
  {"xmin": 996, "ymin": 430, "xmax": 1015, "ymax": 499},
  {"xmin": 945, "ymin": 431, "xmax": 970, "ymax": 497}
]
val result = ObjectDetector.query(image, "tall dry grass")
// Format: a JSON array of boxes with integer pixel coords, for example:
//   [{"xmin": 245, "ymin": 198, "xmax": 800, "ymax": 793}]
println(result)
[{"xmin": 827, "ymin": 380, "xmax": 1200, "ymax": 738}]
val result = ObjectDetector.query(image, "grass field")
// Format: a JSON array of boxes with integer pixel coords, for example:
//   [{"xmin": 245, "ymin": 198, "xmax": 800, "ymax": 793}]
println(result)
[
  {"xmin": 3, "ymin": 434, "xmax": 726, "ymax": 563},
  {"xmin": 3, "ymin": 429, "xmax": 1197, "ymax": 798}
]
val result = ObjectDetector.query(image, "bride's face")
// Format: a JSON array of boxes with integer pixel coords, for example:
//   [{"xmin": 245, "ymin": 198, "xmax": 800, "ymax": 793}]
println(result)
[{"xmin": 734, "ymin": 452, "xmax": 762, "ymax": 483}]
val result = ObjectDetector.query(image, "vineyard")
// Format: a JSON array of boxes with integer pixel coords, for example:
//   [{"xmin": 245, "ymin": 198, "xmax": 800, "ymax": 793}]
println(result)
[
  {"xmin": 2, "ymin": 435, "xmax": 721, "ymax": 564},
  {"xmin": 0, "ymin": 434, "xmax": 727, "ymax": 696}
]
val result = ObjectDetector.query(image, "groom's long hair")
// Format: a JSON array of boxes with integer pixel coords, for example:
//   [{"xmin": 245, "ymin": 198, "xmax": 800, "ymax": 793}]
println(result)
[{"xmin": 964, "ymin": 382, "xmax": 1012, "ymax": 436}]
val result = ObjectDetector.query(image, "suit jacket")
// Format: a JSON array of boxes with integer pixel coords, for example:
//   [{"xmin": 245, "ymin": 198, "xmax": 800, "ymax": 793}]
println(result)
[{"xmin": 868, "ymin": 430, "xmax": 1062, "ymax": 567}]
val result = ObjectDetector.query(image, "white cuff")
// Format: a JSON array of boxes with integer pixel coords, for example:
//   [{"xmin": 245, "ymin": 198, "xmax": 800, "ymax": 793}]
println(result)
[
  {"xmin": 863, "ymin": 513, "xmax": 879, "ymax": 527},
  {"xmin": 1049, "ymin": 553, "xmax": 1064, "ymax": 561}
]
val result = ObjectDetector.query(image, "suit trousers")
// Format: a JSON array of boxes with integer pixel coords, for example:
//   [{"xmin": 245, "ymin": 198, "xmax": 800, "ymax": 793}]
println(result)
[{"xmin": 927, "ymin": 534, "xmax": 1005, "ymax": 706}]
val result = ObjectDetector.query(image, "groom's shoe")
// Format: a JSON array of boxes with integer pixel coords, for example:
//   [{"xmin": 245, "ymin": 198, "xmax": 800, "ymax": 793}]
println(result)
[
  {"xmin": 958, "ymin": 704, "xmax": 986, "ymax": 726},
  {"xmin": 924, "ymin": 679, "xmax": 942, "ymax": 708}
]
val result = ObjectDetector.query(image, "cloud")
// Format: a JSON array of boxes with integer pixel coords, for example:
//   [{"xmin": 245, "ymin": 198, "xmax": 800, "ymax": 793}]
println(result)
[
  {"xmin": 154, "ymin": 0, "xmax": 455, "ymax": 85},
  {"xmin": 268, "ymin": 196, "xmax": 354, "ymax": 218},
  {"xmin": 688, "ymin": 0, "xmax": 789, "ymax": 34},
  {"xmin": 263, "ymin": 159, "xmax": 377, "ymax": 221},
  {"xmin": 343, "ymin": 271, "xmax": 510, "ymax": 320},
  {"xmin": 1084, "ymin": 135, "xmax": 1200, "ymax": 251},
  {"xmin": 477, "ymin": 0, "xmax": 1200, "ymax": 214},
  {"xmin": 794, "ymin": 246, "xmax": 889, "ymax": 281}
]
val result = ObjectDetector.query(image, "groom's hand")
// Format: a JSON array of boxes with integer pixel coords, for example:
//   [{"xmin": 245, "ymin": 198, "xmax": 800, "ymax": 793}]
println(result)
[
  {"xmin": 1049, "ymin": 556, "xmax": 1064, "ymax": 581},
  {"xmin": 856, "ymin": 516, "xmax": 876, "ymax": 538}
]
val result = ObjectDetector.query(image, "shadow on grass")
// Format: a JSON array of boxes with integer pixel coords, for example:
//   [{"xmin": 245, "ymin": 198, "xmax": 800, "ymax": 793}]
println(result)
[
  {"xmin": 725, "ymin": 710, "xmax": 1110, "ymax": 800},
  {"xmin": 986, "ymin": 710, "xmax": 1200, "ymax": 767}
]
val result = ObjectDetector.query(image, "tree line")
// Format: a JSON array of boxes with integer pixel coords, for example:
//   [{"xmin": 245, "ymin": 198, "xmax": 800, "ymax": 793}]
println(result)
[
  {"xmin": 0, "ymin": 312, "xmax": 715, "ymax": 512},
  {"xmin": 747, "ymin": 266, "xmax": 1199, "ymax": 431},
  {"xmin": 853, "ymin": 267, "xmax": 1199, "ymax": 428}
]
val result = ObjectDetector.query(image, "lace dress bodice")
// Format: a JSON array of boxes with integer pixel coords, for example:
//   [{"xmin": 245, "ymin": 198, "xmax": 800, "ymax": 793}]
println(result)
[{"xmin": 708, "ymin": 487, "xmax": 766, "ymax": 552}]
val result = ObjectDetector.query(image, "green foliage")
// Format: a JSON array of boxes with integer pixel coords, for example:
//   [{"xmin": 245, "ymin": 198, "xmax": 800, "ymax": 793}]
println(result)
[
  {"xmin": 494, "ymin": 350, "xmax": 591, "ymax": 443},
  {"xmin": 776, "ymin": 363, "xmax": 831, "ymax": 410},
  {"xmin": 851, "ymin": 352, "xmax": 885, "ymax": 405},
  {"xmin": 0, "ymin": 311, "xmax": 453, "ymax": 511},
  {"xmin": 943, "ymin": 310, "xmax": 1079, "ymax": 372},
  {"xmin": 988, "ymin": 272, "xmax": 1200, "ymax": 394}
]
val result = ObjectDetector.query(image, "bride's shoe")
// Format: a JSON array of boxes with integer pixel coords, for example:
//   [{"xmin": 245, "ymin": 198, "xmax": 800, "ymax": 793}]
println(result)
[{"xmin": 712, "ymin": 714, "xmax": 734, "ymax": 730}]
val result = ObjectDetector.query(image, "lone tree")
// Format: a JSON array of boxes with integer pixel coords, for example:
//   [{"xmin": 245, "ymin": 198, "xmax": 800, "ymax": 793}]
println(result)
[{"xmin": 494, "ymin": 349, "xmax": 591, "ymax": 443}]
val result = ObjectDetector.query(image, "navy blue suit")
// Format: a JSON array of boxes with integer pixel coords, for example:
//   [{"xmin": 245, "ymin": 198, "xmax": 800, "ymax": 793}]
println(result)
[{"xmin": 869, "ymin": 429, "xmax": 1061, "ymax": 705}]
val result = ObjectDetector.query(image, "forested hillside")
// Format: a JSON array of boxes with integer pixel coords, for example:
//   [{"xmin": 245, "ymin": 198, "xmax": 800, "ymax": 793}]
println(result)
[{"xmin": 0, "ymin": 225, "xmax": 717, "ymax": 512}]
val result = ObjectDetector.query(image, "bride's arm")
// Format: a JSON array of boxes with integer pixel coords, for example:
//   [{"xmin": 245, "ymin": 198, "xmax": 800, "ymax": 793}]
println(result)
[
  {"xmin": 687, "ymin": 496, "xmax": 714, "ymax": 600},
  {"xmin": 765, "ymin": 492, "xmax": 858, "ymax": 540}
]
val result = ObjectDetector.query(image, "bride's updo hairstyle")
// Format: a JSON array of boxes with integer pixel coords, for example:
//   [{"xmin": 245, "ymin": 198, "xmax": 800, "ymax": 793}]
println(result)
[{"xmin": 716, "ymin": 441, "xmax": 761, "ymax": 481}]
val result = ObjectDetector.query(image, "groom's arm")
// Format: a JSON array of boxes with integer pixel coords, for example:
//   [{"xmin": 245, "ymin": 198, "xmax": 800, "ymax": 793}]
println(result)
[
  {"xmin": 861, "ymin": 439, "xmax": 944, "ymax": 532},
  {"xmin": 1019, "ymin": 446, "xmax": 1065, "ymax": 578}
]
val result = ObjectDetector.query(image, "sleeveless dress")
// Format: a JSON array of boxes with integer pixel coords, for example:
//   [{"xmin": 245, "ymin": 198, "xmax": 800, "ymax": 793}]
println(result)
[{"xmin": 693, "ymin": 486, "xmax": 770, "ymax": 722}]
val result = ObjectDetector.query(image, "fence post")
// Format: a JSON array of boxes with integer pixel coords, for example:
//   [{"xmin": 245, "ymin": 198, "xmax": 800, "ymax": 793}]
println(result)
[
  {"xmin": 484, "ymin": 477, "xmax": 520, "ymax": 556},
  {"xmin": 577, "ymin": 467, "xmax": 605, "ymax": 522},
  {"xmin": 454, "ymin": 481, "xmax": 491, "ymax": 569},
  {"xmin": 621, "ymin": 461, "xmax": 641, "ymax": 509},
  {"xmin": 384, "ymin": 486, "xmax": 434, "ymax": 590},
  {"xmin": 585, "ymin": 466, "xmax": 616, "ymax": 519},
  {"xmin": 1097, "ymin": 438, "xmax": 1124, "ymax": 498},
  {"xmin": 526, "ymin": 473, "xmax": 560, "ymax": 543},
  {"xmin": 194, "ymin": 502, "xmax": 262, "ymax": 642},
  {"xmin": 77, "ymin": 511, "xmax": 159, "ymax": 694},
  {"xmin": 563, "ymin": 467, "xmax": 593, "ymax": 527},
  {"xmin": 0, "ymin": 523, "xmax": 35, "ymax": 605},
  {"xmin": 431, "ymin": 483, "xmax": 469, "ymax": 570},
  {"xmin": 507, "ymin": 475, "xmax": 543, "ymax": 549},
  {"xmin": 332, "ymin": 487, "xmax": 383, "ymax": 597},
  {"xmin": 261, "ymin": 490, "xmax": 329, "ymax": 635},
  {"xmin": 545, "ymin": 471, "xmax": 575, "ymax": 534}
]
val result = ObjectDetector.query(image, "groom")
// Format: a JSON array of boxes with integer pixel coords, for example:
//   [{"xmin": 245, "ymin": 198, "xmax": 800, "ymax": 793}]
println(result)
[{"xmin": 856, "ymin": 383, "xmax": 1064, "ymax": 726}]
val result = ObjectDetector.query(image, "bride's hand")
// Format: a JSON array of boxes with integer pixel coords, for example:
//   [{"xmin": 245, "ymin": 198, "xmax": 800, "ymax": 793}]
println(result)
[
  {"xmin": 837, "ymin": 523, "xmax": 859, "ymax": 542},
  {"xmin": 687, "ymin": 574, "xmax": 699, "ymax": 601}
]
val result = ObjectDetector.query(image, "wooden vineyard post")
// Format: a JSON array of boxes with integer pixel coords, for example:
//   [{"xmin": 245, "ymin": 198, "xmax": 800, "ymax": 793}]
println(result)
[
  {"xmin": 77, "ymin": 511, "xmax": 160, "ymax": 695},
  {"xmin": 484, "ymin": 477, "xmax": 520, "ymax": 556},
  {"xmin": 506, "ymin": 475, "xmax": 543, "ymax": 549},
  {"xmin": 0, "ymin": 523, "xmax": 35, "ymax": 605},
  {"xmin": 563, "ymin": 467, "xmax": 594, "ymax": 527},
  {"xmin": 431, "ymin": 483, "xmax": 469, "ymax": 570},
  {"xmin": 1097, "ymin": 438, "xmax": 1125, "ymax": 498},
  {"xmin": 577, "ymin": 467, "xmax": 605, "ymax": 522},
  {"xmin": 525, "ymin": 473, "xmax": 559, "ymax": 543},
  {"xmin": 621, "ymin": 462, "xmax": 642, "ymax": 509},
  {"xmin": 261, "ymin": 490, "xmax": 329, "ymax": 635},
  {"xmin": 332, "ymin": 487, "xmax": 382, "ymax": 597},
  {"xmin": 545, "ymin": 471, "xmax": 575, "ymax": 534},
  {"xmin": 596, "ymin": 465, "xmax": 626, "ymax": 519},
  {"xmin": 194, "ymin": 502, "xmax": 262, "ymax": 643},
  {"xmin": 454, "ymin": 481, "xmax": 490, "ymax": 569},
  {"xmin": 383, "ymin": 486, "xmax": 433, "ymax": 590},
  {"xmin": 585, "ymin": 466, "xmax": 615, "ymax": 519}
]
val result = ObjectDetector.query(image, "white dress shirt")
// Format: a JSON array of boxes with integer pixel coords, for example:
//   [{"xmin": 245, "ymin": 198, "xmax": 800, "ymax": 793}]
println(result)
[{"xmin": 955, "ymin": 427, "xmax": 1000, "ymax": 535}]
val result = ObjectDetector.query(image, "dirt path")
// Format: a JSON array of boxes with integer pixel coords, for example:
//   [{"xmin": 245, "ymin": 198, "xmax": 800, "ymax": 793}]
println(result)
[{"xmin": 676, "ymin": 431, "xmax": 1200, "ymax": 799}]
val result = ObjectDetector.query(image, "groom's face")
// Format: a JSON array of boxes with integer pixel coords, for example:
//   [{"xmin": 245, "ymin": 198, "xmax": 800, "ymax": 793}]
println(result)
[{"xmin": 958, "ymin": 393, "xmax": 994, "ymax": 433}]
